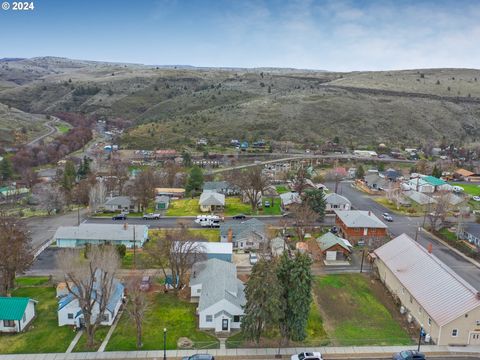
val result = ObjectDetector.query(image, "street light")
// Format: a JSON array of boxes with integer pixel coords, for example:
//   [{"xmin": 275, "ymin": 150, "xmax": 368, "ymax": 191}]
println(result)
[{"xmin": 163, "ymin": 328, "xmax": 167, "ymax": 360}]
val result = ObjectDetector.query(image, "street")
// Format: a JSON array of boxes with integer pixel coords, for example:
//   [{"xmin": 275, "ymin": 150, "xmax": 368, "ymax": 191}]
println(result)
[{"xmin": 330, "ymin": 181, "xmax": 480, "ymax": 289}]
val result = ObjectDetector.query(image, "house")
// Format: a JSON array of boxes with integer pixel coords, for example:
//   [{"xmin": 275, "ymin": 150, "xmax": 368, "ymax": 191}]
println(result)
[
  {"xmin": 199, "ymin": 191, "xmax": 225, "ymax": 212},
  {"xmin": 280, "ymin": 192, "xmax": 301, "ymax": 211},
  {"xmin": 190, "ymin": 259, "xmax": 245, "ymax": 332},
  {"xmin": 103, "ymin": 196, "xmax": 134, "ymax": 212},
  {"xmin": 374, "ymin": 233, "xmax": 480, "ymax": 345},
  {"xmin": 325, "ymin": 193, "xmax": 351, "ymax": 212},
  {"xmin": 315, "ymin": 232, "xmax": 352, "ymax": 262},
  {"xmin": 155, "ymin": 195, "xmax": 170, "ymax": 210},
  {"xmin": 58, "ymin": 276, "xmax": 124, "ymax": 327},
  {"xmin": 55, "ymin": 223, "xmax": 148, "ymax": 248},
  {"xmin": 461, "ymin": 223, "xmax": 480, "ymax": 247},
  {"xmin": 334, "ymin": 210, "xmax": 388, "ymax": 244},
  {"xmin": 384, "ymin": 168, "xmax": 401, "ymax": 181},
  {"xmin": 0, "ymin": 297, "xmax": 37, "ymax": 333},
  {"xmin": 270, "ymin": 237, "xmax": 287, "ymax": 257},
  {"xmin": 155, "ymin": 187, "xmax": 185, "ymax": 198},
  {"xmin": 364, "ymin": 173, "xmax": 389, "ymax": 191},
  {"xmin": 353, "ymin": 150, "xmax": 378, "ymax": 157},
  {"xmin": 173, "ymin": 241, "xmax": 233, "ymax": 262},
  {"xmin": 220, "ymin": 218, "xmax": 267, "ymax": 250},
  {"xmin": 407, "ymin": 175, "xmax": 451, "ymax": 193},
  {"xmin": 0, "ymin": 186, "xmax": 29, "ymax": 201},
  {"xmin": 454, "ymin": 168, "xmax": 475, "ymax": 181},
  {"xmin": 203, "ymin": 181, "xmax": 239, "ymax": 195}
]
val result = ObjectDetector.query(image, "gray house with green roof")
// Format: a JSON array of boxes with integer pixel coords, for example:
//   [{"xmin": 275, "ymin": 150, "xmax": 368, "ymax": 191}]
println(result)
[{"xmin": 0, "ymin": 297, "xmax": 37, "ymax": 333}]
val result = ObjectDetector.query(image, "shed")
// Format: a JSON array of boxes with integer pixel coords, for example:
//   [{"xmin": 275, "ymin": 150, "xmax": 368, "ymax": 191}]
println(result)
[
  {"xmin": 0, "ymin": 297, "xmax": 37, "ymax": 333},
  {"xmin": 155, "ymin": 195, "xmax": 170, "ymax": 210},
  {"xmin": 316, "ymin": 232, "xmax": 352, "ymax": 261}
]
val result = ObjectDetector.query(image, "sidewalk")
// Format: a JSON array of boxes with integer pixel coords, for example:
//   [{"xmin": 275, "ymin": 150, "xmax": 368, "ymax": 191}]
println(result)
[{"xmin": 1, "ymin": 345, "xmax": 479, "ymax": 360}]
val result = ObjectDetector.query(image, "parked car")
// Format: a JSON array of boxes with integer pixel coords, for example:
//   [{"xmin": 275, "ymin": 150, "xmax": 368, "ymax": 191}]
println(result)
[
  {"xmin": 249, "ymin": 252, "xmax": 258, "ymax": 265},
  {"xmin": 182, "ymin": 355, "xmax": 215, "ymax": 360},
  {"xmin": 330, "ymin": 226, "xmax": 338, "ymax": 234},
  {"xmin": 112, "ymin": 214, "xmax": 127, "ymax": 220},
  {"xmin": 264, "ymin": 200, "xmax": 271, "ymax": 208},
  {"xmin": 383, "ymin": 212, "xmax": 393, "ymax": 222},
  {"xmin": 139, "ymin": 276, "xmax": 151, "ymax": 291},
  {"xmin": 143, "ymin": 213, "xmax": 161, "ymax": 220},
  {"xmin": 392, "ymin": 350, "xmax": 425, "ymax": 360},
  {"xmin": 473, "ymin": 196, "xmax": 480, "ymax": 202},
  {"xmin": 232, "ymin": 214, "xmax": 246, "ymax": 220},
  {"xmin": 291, "ymin": 352, "xmax": 323, "ymax": 360},
  {"xmin": 452, "ymin": 185, "xmax": 464, "ymax": 193}
]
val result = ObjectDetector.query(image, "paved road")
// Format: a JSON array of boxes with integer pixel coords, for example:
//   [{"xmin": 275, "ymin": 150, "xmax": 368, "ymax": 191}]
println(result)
[{"xmin": 329, "ymin": 181, "xmax": 480, "ymax": 289}]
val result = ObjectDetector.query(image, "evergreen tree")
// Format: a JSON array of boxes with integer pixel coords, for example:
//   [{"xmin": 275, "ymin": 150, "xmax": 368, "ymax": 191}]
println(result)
[
  {"xmin": 355, "ymin": 165, "xmax": 365, "ymax": 179},
  {"xmin": 241, "ymin": 259, "xmax": 284, "ymax": 343},
  {"xmin": 377, "ymin": 162, "xmax": 385, "ymax": 172},
  {"xmin": 0, "ymin": 158, "xmax": 13, "ymax": 181},
  {"xmin": 77, "ymin": 156, "xmax": 90, "ymax": 178},
  {"xmin": 62, "ymin": 160, "xmax": 77, "ymax": 191},
  {"xmin": 432, "ymin": 164, "xmax": 442, "ymax": 178},
  {"xmin": 182, "ymin": 151, "xmax": 192, "ymax": 167},
  {"xmin": 303, "ymin": 189, "xmax": 326, "ymax": 221},
  {"xmin": 186, "ymin": 166, "xmax": 204, "ymax": 194}
]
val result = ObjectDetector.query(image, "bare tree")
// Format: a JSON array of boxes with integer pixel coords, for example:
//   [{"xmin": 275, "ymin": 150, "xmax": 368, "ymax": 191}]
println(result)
[
  {"xmin": 0, "ymin": 215, "xmax": 33, "ymax": 295},
  {"xmin": 89, "ymin": 180, "xmax": 107, "ymax": 214},
  {"xmin": 124, "ymin": 275, "xmax": 149, "ymax": 349},
  {"xmin": 128, "ymin": 168, "xmax": 158, "ymax": 211},
  {"xmin": 228, "ymin": 166, "xmax": 269, "ymax": 212},
  {"xmin": 325, "ymin": 168, "xmax": 344, "ymax": 193},
  {"xmin": 289, "ymin": 203, "xmax": 317, "ymax": 242},
  {"xmin": 36, "ymin": 183, "xmax": 65, "ymax": 215},
  {"xmin": 110, "ymin": 159, "xmax": 130, "ymax": 195},
  {"xmin": 292, "ymin": 167, "xmax": 309, "ymax": 195},
  {"xmin": 145, "ymin": 224, "xmax": 207, "ymax": 293},
  {"xmin": 426, "ymin": 191, "xmax": 451, "ymax": 231},
  {"xmin": 57, "ymin": 246, "xmax": 120, "ymax": 349}
]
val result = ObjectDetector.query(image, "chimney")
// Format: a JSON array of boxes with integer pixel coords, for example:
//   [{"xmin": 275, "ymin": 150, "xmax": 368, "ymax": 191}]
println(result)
[
  {"xmin": 427, "ymin": 243, "xmax": 433, "ymax": 253},
  {"xmin": 368, "ymin": 211, "xmax": 371, "ymax": 216},
  {"xmin": 476, "ymin": 292, "xmax": 480, "ymax": 300},
  {"xmin": 123, "ymin": 222, "xmax": 128, "ymax": 230},
  {"xmin": 227, "ymin": 228, "xmax": 233, "ymax": 243}
]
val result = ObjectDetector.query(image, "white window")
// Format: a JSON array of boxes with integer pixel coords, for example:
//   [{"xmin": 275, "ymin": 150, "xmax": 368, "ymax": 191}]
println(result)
[
  {"xmin": 452, "ymin": 329, "xmax": 458, "ymax": 337},
  {"xmin": 206, "ymin": 315, "xmax": 213, "ymax": 322},
  {"xmin": 3, "ymin": 320, "xmax": 15, "ymax": 327},
  {"xmin": 67, "ymin": 313, "xmax": 74, "ymax": 319}
]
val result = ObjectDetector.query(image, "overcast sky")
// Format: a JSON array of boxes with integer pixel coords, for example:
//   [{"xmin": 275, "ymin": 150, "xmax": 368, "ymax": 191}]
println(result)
[{"xmin": 0, "ymin": 0, "xmax": 479, "ymax": 71}]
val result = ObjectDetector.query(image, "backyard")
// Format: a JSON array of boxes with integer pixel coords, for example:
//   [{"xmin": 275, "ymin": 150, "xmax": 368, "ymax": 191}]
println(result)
[
  {"xmin": 106, "ymin": 292, "xmax": 218, "ymax": 351},
  {"xmin": 451, "ymin": 183, "xmax": 480, "ymax": 196},
  {"xmin": 0, "ymin": 277, "xmax": 77, "ymax": 354},
  {"xmin": 314, "ymin": 274, "xmax": 412, "ymax": 346},
  {"xmin": 166, "ymin": 197, "xmax": 281, "ymax": 216}
]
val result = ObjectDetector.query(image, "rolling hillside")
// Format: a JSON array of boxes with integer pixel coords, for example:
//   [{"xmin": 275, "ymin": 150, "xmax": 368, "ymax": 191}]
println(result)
[{"xmin": 0, "ymin": 57, "xmax": 479, "ymax": 149}]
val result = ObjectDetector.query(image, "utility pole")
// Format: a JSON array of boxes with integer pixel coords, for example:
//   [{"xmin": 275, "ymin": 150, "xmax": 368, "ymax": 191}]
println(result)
[
  {"xmin": 77, "ymin": 206, "xmax": 80, "ymax": 226},
  {"xmin": 133, "ymin": 225, "xmax": 136, "ymax": 270},
  {"xmin": 360, "ymin": 248, "xmax": 366, "ymax": 273}
]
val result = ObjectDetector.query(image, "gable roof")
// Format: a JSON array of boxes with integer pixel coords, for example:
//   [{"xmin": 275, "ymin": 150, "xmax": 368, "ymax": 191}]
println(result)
[
  {"xmin": 190, "ymin": 259, "xmax": 245, "ymax": 311},
  {"xmin": 203, "ymin": 181, "xmax": 232, "ymax": 192},
  {"xmin": 54, "ymin": 224, "xmax": 147, "ymax": 242},
  {"xmin": 334, "ymin": 210, "xmax": 387, "ymax": 229},
  {"xmin": 199, "ymin": 191, "xmax": 225, "ymax": 206},
  {"xmin": 220, "ymin": 218, "xmax": 266, "ymax": 239},
  {"xmin": 280, "ymin": 192, "xmax": 301, "ymax": 206},
  {"xmin": 0, "ymin": 297, "xmax": 35, "ymax": 320},
  {"xmin": 104, "ymin": 196, "xmax": 131, "ymax": 207},
  {"xmin": 155, "ymin": 195, "xmax": 170, "ymax": 203},
  {"xmin": 316, "ymin": 232, "xmax": 352, "ymax": 252},
  {"xmin": 325, "ymin": 193, "xmax": 351, "ymax": 206},
  {"xmin": 455, "ymin": 168, "xmax": 475, "ymax": 177},
  {"xmin": 404, "ymin": 190, "xmax": 437, "ymax": 205},
  {"xmin": 374, "ymin": 234, "xmax": 480, "ymax": 326},
  {"xmin": 422, "ymin": 175, "xmax": 447, "ymax": 186}
]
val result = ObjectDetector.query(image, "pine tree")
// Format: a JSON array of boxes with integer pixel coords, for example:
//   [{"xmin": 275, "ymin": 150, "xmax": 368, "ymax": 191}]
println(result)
[
  {"xmin": 303, "ymin": 189, "xmax": 326, "ymax": 221},
  {"xmin": 355, "ymin": 165, "xmax": 365, "ymax": 179},
  {"xmin": 0, "ymin": 158, "xmax": 13, "ymax": 181},
  {"xmin": 62, "ymin": 160, "xmax": 77, "ymax": 191},
  {"xmin": 241, "ymin": 259, "xmax": 284, "ymax": 343},
  {"xmin": 432, "ymin": 165, "xmax": 442, "ymax": 178},
  {"xmin": 186, "ymin": 166, "xmax": 204, "ymax": 194}
]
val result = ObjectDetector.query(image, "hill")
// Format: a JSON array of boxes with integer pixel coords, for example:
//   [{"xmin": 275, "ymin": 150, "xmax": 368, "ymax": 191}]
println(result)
[{"xmin": 0, "ymin": 57, "xmax": 479, "ymax": 149}]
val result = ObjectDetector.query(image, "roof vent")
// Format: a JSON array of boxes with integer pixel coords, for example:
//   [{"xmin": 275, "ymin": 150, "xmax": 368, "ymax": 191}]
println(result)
[{"xmin": 123, "ymin": 222, "xmax": 128, "ymax": 230}]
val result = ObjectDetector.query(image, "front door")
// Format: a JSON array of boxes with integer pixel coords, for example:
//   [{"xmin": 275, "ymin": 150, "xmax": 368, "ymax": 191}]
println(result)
[
  {"xmin": 470, "ymin": 332, "xmax": 480, "ymax": 345},
  {"xmin": 222, "ymin": 319, "xmax": 229, "ymax": 331}
]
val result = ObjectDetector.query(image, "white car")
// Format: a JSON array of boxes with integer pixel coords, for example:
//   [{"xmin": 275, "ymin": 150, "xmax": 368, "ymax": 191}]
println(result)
[
  {"xmin": 143, "ymin": 213, "xmax": 161, "ymax": 220},
  {"xmin": 291, "ymin": 352, "xmax": 323, "ymax": 360},
  {"xmin": 249, "ymin": 253, "xmax": 258, "ymax": 265},
  {"xmin": 473, "ymin": 196, "xmax": 480, "ymax": 202}
]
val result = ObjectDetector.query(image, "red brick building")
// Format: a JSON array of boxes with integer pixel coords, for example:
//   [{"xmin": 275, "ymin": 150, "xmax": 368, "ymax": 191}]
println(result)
[{"xmin": 334, "ymin": 210, "xmax": 388, "ymax": 245}]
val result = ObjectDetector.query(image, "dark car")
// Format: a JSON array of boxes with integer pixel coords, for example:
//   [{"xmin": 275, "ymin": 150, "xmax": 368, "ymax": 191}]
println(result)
[
  {"xmin": 112, "ymin": 214, "xmax": 127, "ymax": 220},
  {"xmin": 232, "ymin": 214, "xmax": 246, "ymax": 220},
  {"xmin": 182, "ymin": 355, "xmax": 215, "ymax": 360},
  {"xmin": 392, "ymin": 350, "xmax": 425, "ymax": 360},
  {"xmin": 139, "ymin": 276, "xmax": 151, "ymax": 291}
]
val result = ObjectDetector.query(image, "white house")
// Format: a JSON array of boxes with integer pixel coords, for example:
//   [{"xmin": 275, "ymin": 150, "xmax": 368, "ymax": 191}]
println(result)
[
  {"xmin": 190, "ymin": 259, "xmax": 245, "ymax": 332},
  {"xmin": 58, "ymin": 278, "xmax": 124, "ymax": 327},
  {"xmin": 103, "ymin": 196, "xmax": 134, "ymax": 212},
  {"xmin": 325, "ymin": 193, "xmax": 351, "ymax": 212},
  {"xmin": 0, "ymin": 297, "xmax": 37, "ymax": 333},
  {"xmin": 199, "ymin": 191, "xmax": 225, "ymax": 212}
]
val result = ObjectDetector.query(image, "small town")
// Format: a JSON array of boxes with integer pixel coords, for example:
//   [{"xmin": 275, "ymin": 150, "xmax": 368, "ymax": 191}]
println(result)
[{"xmin": 1, "ymin": 1, "xmax": 480, "ymax": 360}]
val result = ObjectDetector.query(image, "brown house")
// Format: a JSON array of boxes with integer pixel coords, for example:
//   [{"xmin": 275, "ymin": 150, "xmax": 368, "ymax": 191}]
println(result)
[
  {"xmin": 334, "ymin": 210, "xmax": 388, "ymax": 245},
  {"xmin": 315, "ymin": 232, "xmax": 352, "ymax": 262}
]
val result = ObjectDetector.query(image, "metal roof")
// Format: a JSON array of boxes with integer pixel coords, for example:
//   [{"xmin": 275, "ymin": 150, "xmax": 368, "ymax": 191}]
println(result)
[
  {"xmin": 334, "ymin": 210, "xmax": 387, "ymax": 228},
  {"xmin": 316, "ymin": 232, "xmax": 352, "ymax": 252},
  {"xmin": 54, "ymin": 224, "xmax": 147, "ymax": 242},
  {"xmin": 0, "ymin": 297, "xmax": 35, "ymax": 320},
  {"xmin": 280, "ymin": 192, "xmax": 302, "ymax": 206},
  {"xmin": 422, "ymin": 176, "xmax": 447, "ymax": 186},
  {"xmin": 325, "ymin": 193, "xmax": 351, "ymax": 206},
  {"xmin": 173, "ymin": 241, "xmax": 232, "ymax": 254},
  {"xmin": 104, "ymin": 196, "xmax": 131, "ymax": 207},
  {"xmin": 220, "ymin": 218, "xmax": 266, "ymax": 240},
  {"xmin": 374, "ymin": 233, "xmax": 480, "ymax": 326},
  {"xmin": 405, "ymin": 190, "xmax": 437, "ymax": 205}
]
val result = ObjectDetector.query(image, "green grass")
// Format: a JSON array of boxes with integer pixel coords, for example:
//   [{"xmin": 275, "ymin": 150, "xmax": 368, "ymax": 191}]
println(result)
[
  {"xmin": 106, "ymin": 292, "xmax": 218, "ymax": 351},
  {"xmin": 15, "ymin": 276, "xmax": 50, "ymax": 287},
  {"xmin": 0, "ymin": 280, "xmax": 77, "ymax": 354},
  {"xmin": 374, "ymin": 197, "xmax": 424, "ymax": 217},
  {"xmin": 166, "ymin": 198, "xmax": 201, "ymax": 216},
  {"xmin": 438, "ymin": 228, "xmax": 458, "ymax": 241},
  {"xmin": 314, "ymin": 274, "xmax": 411, "ymax": 346},
  {"xmin": 73, "ymin": 326, "xmax": 110, "ymax": 352},
  {"xmin": 452, "ymin": 183, "xmax": 480, "ymax": 196},
  {"xmin": 276, "ymin": 185, "xmax": 290, "ymax": 194},
  {"xmin": 55, "ymin": 124, "xmax": 71, "ymax": 134}
]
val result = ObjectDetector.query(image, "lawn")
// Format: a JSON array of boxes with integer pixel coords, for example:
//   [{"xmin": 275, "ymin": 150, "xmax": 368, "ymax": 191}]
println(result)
[
  {"xmin": 226, "ymin": 297, "xmax": 328, "ymax": 348},
  {"xmin": 314, "ymin": 274, "xmax": 412, "ymax": 346},
  {"xmin": 374, "ymin": 197, "xmax": 424, "ymax": 217},
  {"xmin": 452, "ymin": 183, "xmax": 480, "ymax": 196},
  {"xmin": 73, "ymin": 326, "xmax": 110, "ymax": 352},
  {"xmin": 275, "ymin": 185, "xmax": 290, "ymax": 194},
  {"xmin": 106, "ymin": 292, "xmax": 218, "ymax": 351},
  {"xmin": 166, "ymin": 197, "xmax": 281, "ymax": 217},
  {"xmin": 56, "ymin": 123, "xmax": 71, "ymax": 134},
  {"xmin": 0, "ymin": 278, "xmax": 77, "ymax": 354}
]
